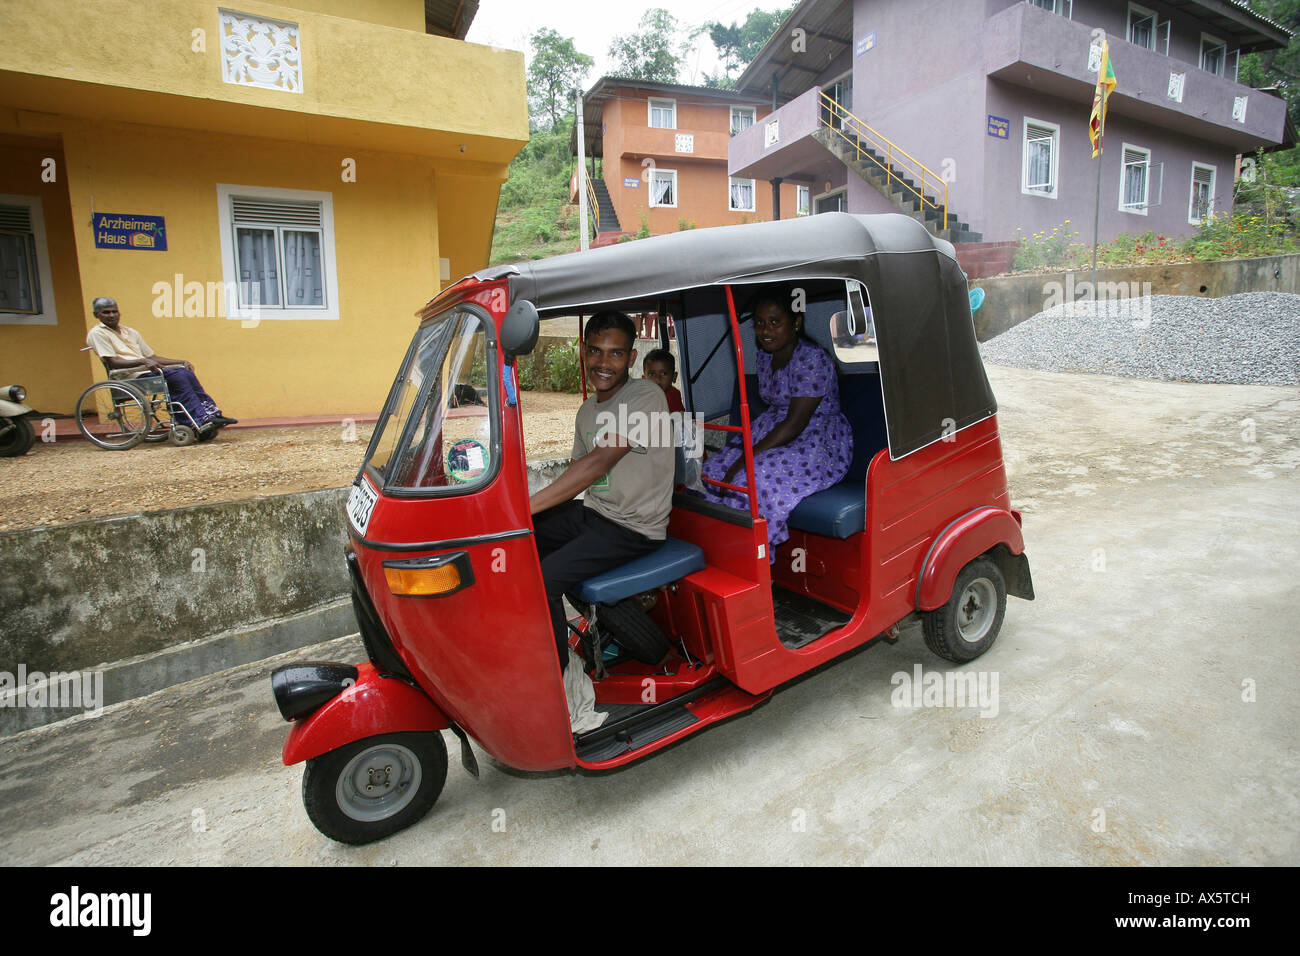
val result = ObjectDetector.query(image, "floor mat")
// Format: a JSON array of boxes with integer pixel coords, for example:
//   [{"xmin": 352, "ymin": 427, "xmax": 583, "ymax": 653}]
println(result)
[
  {"xmin": 575, "ymin": 702, "xmax": 700, "ymax": 762},
  {"xmin": 774, "ymin": 587, "xmax": 852, "ymax": 649}
]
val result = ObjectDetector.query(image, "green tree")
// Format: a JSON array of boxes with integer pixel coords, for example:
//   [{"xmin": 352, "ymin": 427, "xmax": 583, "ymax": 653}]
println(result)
[
  {"xmin": 527, "ymin": 28, "xmax": 595, "ymax": 132},
  {"xmin": 608, "ymin": 8, "xmax": 685, "ymax": 82},
  {"xmin": 1240, "ymin": 0, "xmax": 1300, "ymax": 184},
  {"xmin": 706, "ymin": 5, "xmax": 794, "ymax": 81}
]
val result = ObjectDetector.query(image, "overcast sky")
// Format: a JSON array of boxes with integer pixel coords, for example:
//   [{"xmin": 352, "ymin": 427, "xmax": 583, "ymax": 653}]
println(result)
[{"xmin": 465, "ymin": 0, "xmax": 774, "ymax": 86}]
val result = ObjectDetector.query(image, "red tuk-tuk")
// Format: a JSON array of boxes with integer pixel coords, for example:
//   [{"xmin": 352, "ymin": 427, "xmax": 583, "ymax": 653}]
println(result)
[{"xmin": 272, "ymin": 213, "xmax": 1034, "ymax": 844}]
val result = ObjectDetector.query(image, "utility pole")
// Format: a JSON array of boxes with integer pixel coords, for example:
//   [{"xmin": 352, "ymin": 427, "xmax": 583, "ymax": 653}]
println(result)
[{"xmin": 576, "ymin": 89, "xmax": 589, "ymax": 251}]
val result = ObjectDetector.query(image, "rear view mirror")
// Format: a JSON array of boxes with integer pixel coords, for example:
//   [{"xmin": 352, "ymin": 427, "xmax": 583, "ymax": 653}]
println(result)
[{"xmin": 501, "ymin": 299, "xmax": 539, "ymax": 360}]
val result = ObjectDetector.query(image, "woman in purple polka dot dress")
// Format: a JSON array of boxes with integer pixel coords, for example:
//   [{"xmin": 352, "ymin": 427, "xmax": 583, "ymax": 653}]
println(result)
[{"xmin": 700, "ymin": 295, "xmax": 853, "ymax": 560}]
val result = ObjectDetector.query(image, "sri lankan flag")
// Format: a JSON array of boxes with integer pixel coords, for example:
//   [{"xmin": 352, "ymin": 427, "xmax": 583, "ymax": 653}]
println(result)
[{"xmin": 1089, "ymin": 40, "xmax": 1117, "ymax": 158}]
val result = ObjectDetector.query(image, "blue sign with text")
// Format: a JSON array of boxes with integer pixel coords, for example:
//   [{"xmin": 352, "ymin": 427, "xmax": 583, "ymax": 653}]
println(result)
[
  {"xmin": 93, "ymin": 212, "xmax": 167, "ymax": 251},
  {"xmin": 623, "ymin": 177, "xmax": 639, "ymax": 188},
  {"xmin": 987, "ymin": 115, "xmax": 1010, "ymax": 139},
  {"xmin": 856, "ymin": 31, "xmax": 876, "ymax": 56}
]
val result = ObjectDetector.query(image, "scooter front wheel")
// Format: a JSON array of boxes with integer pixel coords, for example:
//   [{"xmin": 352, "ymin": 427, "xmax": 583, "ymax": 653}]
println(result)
[{"xmin": 302, "ymin": 731, "xmax": 448, "ymax": 845}]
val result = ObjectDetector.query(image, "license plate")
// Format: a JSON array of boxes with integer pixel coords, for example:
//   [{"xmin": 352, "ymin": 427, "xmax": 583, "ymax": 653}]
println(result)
[{"xmin": 347, "ymin": 478, "xmax": 378, "ymax": 537}]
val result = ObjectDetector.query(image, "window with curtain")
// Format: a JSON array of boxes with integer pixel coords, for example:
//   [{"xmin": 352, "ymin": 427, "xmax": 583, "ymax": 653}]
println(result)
[
  {"xmin": 648, "ymin": 98, "xmax": 676, "ymax": 129},
  {"xmin": 729, "ymin": 177, "xmax": 755, "ymax": 212},
  {"xmin": 730, "ymin": 107, "xmax": 755, "ymax": 136},
  {"xmin": 650, "ymin": 169, "xmax": 677, "ymax": 207},
  {"xmin": 1023, "ymin": 121, "xmax": 1058, "ymax": 197},
  {"xmin": 796, "ymin": 185, "xmax": 810, "ymax": 216},
  {"xmin": 1128, "ymin": 5, "xmax": 1156, "ymax": 50},
  {"xmin": 1189, "ymin": 164, "xmax": 1215, "ymax": 224},
  {"xmin": 231, "ymin": 196, "xmax": 326, "ymax": 310},
  {"xmin": 1029, "ymin": 0, "xmax": 1072, "ymax": 14},
  {"xmin": 1121, "ymin": 146, "xmax": 1150, "ymax": 213}
]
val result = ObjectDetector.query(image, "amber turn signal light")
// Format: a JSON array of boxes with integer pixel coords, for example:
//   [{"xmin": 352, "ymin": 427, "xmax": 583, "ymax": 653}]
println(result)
[{"xmin": 381, "ymin": 551, "xmax": 474, "ymax": 598}]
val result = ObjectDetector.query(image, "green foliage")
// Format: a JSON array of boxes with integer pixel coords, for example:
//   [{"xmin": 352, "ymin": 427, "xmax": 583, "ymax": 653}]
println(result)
[
  {"xmin": 515, "ymin": 357, "xmax": 538, "ymax": 391},
  {"xmin": 499, "ymin": 118, "xmax": 574, "ymax": 210},
  {"xmin": 637, "ymin": 207, "xmax": 651, "ymax": 239},
  {"xmin": 677, "ymin": 217, "xmax": 697, "ymax": 230},
  {"xmin": 706, "ymin": 6, "xmax": 795, "ymax": 82},
  {"xmin": 1239, "ymin": 0, "xmax": 1299, "ymax": 126},
  {"xmin": 609, "ymin": 8, "xmax": 685, "ymax": 82},
  {"xmin": 544, "ymin": 340, "xmax": 583, "ymax": 392},
  {"xmin": 527, "ymin": 29, "xmax": 595, "ymax": 132},
  {"xmin": 1011, "ymin": 207, "xmax": 1300, "ymax": 273}
]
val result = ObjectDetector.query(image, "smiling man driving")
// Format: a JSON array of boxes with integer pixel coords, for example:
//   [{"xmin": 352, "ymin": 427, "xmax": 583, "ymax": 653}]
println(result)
[{"xmin": 528, "ymin": 310, "xmax": 674, "ymax": 674}]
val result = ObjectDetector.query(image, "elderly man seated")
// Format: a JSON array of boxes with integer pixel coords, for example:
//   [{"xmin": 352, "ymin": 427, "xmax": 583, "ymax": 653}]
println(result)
[{"xmin": 85, "ymin": 297, "xmax": 237, "ymax": 430}]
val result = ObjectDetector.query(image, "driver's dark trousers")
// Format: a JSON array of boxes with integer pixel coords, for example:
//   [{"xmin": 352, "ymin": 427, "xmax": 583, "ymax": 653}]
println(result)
[{"xmin": 533, "ymin": 500, "xmax": 660, "ymax": 672}]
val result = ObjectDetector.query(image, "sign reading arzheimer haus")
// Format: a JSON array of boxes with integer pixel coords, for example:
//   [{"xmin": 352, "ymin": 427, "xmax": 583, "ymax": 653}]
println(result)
[{"xmin": 93, "ymin": 212, "xmax": 167, "ymax": 251}]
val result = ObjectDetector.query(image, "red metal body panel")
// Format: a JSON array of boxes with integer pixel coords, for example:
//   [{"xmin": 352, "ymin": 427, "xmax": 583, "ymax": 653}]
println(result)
[
  {"xmin": 915, "ymin": 506, "xmax": 1026, "ymax": 611},
  {"xmin": 282, "ymin": 662, "xmax": 449, "ymax": 765},
  {"xmin": 352, "ymin": 282, "xmax": 578, "ymax": 773}
]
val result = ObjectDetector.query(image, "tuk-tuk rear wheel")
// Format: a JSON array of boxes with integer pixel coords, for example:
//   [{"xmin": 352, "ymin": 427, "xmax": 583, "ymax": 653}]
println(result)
[
  {"xmin": 302, "ymin": 731, "xmax": 448, "ymax": 845},
  {"xmin": 922, "ymin": 557, "xmax": 1006, "ymax": 664}
]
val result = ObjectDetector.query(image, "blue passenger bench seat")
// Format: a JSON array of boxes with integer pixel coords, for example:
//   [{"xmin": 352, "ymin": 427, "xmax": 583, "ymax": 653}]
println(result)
[
  {"xmin": 574, "ymin": 537, "xmax": 706, "ymax": 605},
  {"xmin": 787, "ymin": 372, "xmax": 887, "ymax": 539}
]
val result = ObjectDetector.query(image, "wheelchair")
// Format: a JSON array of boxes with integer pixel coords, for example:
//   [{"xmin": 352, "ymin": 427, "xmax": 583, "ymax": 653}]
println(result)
[{"xmin": 74, "ymin": 357, "xmax": 216, "ymax": 451}]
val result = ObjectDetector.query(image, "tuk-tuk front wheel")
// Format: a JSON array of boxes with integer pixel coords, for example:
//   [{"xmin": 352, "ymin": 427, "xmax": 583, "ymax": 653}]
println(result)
[
  {"xmin": 922, "ymin": 557, "xmax": 1006, "ymax": 664},
  {"xmin": 302, "ymin": 731, "xmax": 447, "ymax": 845}
]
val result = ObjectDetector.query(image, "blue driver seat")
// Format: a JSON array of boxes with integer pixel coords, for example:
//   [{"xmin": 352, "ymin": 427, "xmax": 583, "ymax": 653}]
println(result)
[{"xmin": 574, "ymin": 537, "xmax": 706, "ymax": 605}]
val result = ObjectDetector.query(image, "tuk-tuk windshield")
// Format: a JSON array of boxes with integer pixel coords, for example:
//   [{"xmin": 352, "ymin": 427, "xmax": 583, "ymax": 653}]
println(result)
[{"xmin": 365, "ymin": 305, "xmax": 494, "ymax": 492}]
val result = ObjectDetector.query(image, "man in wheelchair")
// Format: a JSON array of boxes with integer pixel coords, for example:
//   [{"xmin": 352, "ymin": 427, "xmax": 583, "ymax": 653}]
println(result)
[{"xmin": 85, "ymin": 297, "xmax": 237, "ymax": 430}]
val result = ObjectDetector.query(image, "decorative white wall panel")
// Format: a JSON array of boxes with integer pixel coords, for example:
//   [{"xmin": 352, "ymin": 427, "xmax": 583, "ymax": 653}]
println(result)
[{"xmin": 220, "ymin": 10, "xmax": 302, "ymax": 93}]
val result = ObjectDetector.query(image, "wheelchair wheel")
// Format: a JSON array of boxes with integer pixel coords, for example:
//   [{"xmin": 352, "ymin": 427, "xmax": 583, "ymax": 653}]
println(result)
[
  {"xmin": 75, "ymin": 381, "xmax": 152, "ymax": 451},
  {"xmin": 168, "ymin": 424, "xmax": 198, "ymax": 446}
]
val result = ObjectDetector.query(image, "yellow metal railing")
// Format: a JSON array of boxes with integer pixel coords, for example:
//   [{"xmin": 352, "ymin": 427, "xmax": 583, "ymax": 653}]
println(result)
[
  {"xmin": 819, "ymin": 91, "xmax": 948, "ymax": 232},
  {"xmin": 585, "ymin": 173, "xmax": 602, "ymax": 237}
]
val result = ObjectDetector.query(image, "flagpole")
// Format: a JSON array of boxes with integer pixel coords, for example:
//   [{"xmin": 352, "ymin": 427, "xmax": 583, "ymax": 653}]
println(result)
[{"xmin": 1092, "ymin": 143, "xmax": 1101, "ymax": 301}]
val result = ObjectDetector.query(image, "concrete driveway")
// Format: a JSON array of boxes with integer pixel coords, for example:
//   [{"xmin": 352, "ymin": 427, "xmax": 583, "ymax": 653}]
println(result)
[{"xmin": 1, "ymin": 365, "xmax": 1296, "ymax": 865}]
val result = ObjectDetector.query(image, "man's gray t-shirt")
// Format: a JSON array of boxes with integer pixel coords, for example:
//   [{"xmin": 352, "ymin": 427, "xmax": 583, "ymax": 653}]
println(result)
[{"xmin": 572, "ymin": 378, "xmax": 673, "ymax": 541}]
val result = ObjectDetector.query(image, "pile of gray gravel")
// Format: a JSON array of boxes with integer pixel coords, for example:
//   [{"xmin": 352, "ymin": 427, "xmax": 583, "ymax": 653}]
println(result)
[{"xmin": 980, "ymin": 291, "xmax": 1299, "ymax": 386}]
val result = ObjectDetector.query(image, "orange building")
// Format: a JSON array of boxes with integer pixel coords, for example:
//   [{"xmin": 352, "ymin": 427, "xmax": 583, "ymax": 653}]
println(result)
[{"xmin": 573, "ymin": 78, "xmax": 805, "ymax": 243}]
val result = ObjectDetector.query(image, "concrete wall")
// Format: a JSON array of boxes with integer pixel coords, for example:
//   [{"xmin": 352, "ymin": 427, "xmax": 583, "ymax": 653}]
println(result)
[
  {"xmin": 971, "ymin": 251, "xmax": 1300, "ymax": 340},
  {"xmin": 0, "ymin": 488, "xmax": 352, "ymax": 674}
]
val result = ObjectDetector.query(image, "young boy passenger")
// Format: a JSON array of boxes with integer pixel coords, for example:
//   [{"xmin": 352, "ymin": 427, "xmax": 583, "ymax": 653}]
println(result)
[{"xmin": 640, "ymin": 348, "xmax": 685, "ymax": 414}]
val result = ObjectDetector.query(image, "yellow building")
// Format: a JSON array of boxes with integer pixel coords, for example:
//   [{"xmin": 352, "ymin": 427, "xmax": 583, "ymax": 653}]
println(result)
[{"xmin": 0, "ymin": 0, "xmax": 527, "ymax": 418}]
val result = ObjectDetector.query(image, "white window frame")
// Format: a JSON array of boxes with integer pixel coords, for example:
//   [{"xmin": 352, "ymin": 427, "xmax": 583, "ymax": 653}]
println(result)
[
  {"xmin": 0, "ymin": 194, "xmax": 57, "ymax": 326},
  {"xmin": 1021, "ymin": 117, "xmax": 1060, "ymax": 199},
  {"xmin": 1127, "ymin": 3, "xmax": 1157, "ymax": 50},
  {"xmin": 1200, "ymin": 33, "xmax": 1227, "ymax": 75},
  {"xmin": 796, "ymin": 185, "xmax": 811, "ymax": 216},
  {"xmin": 1119, "ymin": 144, "xmax": 1152, "ymax": 215},
  {"xmin": 728, "ymin": 177, "xmax": 756, "ymax": 213},
  {"xmin": 217, "ymin": 183, "xmax": 340, "ymax": 320},
  {"xmin": 813, "ymin": 186, "xmax": 847, "ymax": 214},
  {"xmin": 649, "ymin": 168, "xmax": 678, "ymax": 208},
  {"xmin": 1029, "ymin": 0, "xmax": 1072, "ymax": 16},
  {"xmin": 647, "ymin": 97, "xmax": 677, "ymax": 130},
  {"xmin": 1189, "ymin": 162, "xmax": 1216, "ymax": 224},
  {"xmin": 730, "ymin": 106, "xmax": 756, "ymax": 136}
]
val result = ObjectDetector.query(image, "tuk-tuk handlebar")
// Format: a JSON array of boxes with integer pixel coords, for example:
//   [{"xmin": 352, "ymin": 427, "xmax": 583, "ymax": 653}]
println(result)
[{"xmin": 724, "ymin": 285, "xmax": 760, "ymax": 521}]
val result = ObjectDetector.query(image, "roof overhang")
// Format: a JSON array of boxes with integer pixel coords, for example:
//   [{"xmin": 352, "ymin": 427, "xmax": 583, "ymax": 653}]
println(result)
[
  {"xmin": 425, "ymin": 0, "xmax": 478, "ymax": 39},
  {"xmin": 734, "ymin": 0, "xmax": 855, "ymax": 104}
]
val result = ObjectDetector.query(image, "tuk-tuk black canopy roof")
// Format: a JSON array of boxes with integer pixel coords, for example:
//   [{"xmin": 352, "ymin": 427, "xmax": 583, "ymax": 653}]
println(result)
[{"xmin": 470, "ymin": 213, "xmax": 996, "ymax": 459}]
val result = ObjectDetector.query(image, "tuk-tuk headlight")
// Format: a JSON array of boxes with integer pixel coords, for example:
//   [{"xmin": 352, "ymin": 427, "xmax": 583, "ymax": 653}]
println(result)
[
  {"xmin": 5, "ymin": 386, "xmax": 25, "ymax": 403},
  {"xmin": 383, "ymin": 551, "xmax": 474, "ymax": 597}
]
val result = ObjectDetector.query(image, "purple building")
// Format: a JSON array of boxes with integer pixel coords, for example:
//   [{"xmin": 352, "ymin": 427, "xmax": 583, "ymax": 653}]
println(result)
[{"xmin": 729, "ymin": 0, "xmax": 1292, "ymax": 258}]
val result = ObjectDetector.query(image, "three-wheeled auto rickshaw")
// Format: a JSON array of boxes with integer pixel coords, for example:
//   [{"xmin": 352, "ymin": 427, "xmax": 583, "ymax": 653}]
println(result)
[{"xmin": 272, "ymin": 212, "xmax": 1034, "ymax": 844}]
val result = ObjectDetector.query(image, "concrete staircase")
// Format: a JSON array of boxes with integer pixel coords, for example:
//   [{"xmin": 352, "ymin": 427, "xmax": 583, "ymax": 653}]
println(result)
[
  {"xmin": 590, "ymin": 178, "xmax": 633, "ymax": 247},
  {"xmin": 814, "ymin": 127, "xmax": 982, "ymax": 243}
]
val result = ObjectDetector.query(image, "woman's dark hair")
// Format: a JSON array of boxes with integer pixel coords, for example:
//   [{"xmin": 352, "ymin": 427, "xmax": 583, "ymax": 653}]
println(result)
[
  {"xmin": 643, "ymin": 348, "xmax": 675, "ymax": 374},
  {"xmin": 746, "ymin": 288, "xmax": 804, "ymax": 335},
  {"xmin": 584, "ymin": 310, "xmax": 636, "ymax": 349}
]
